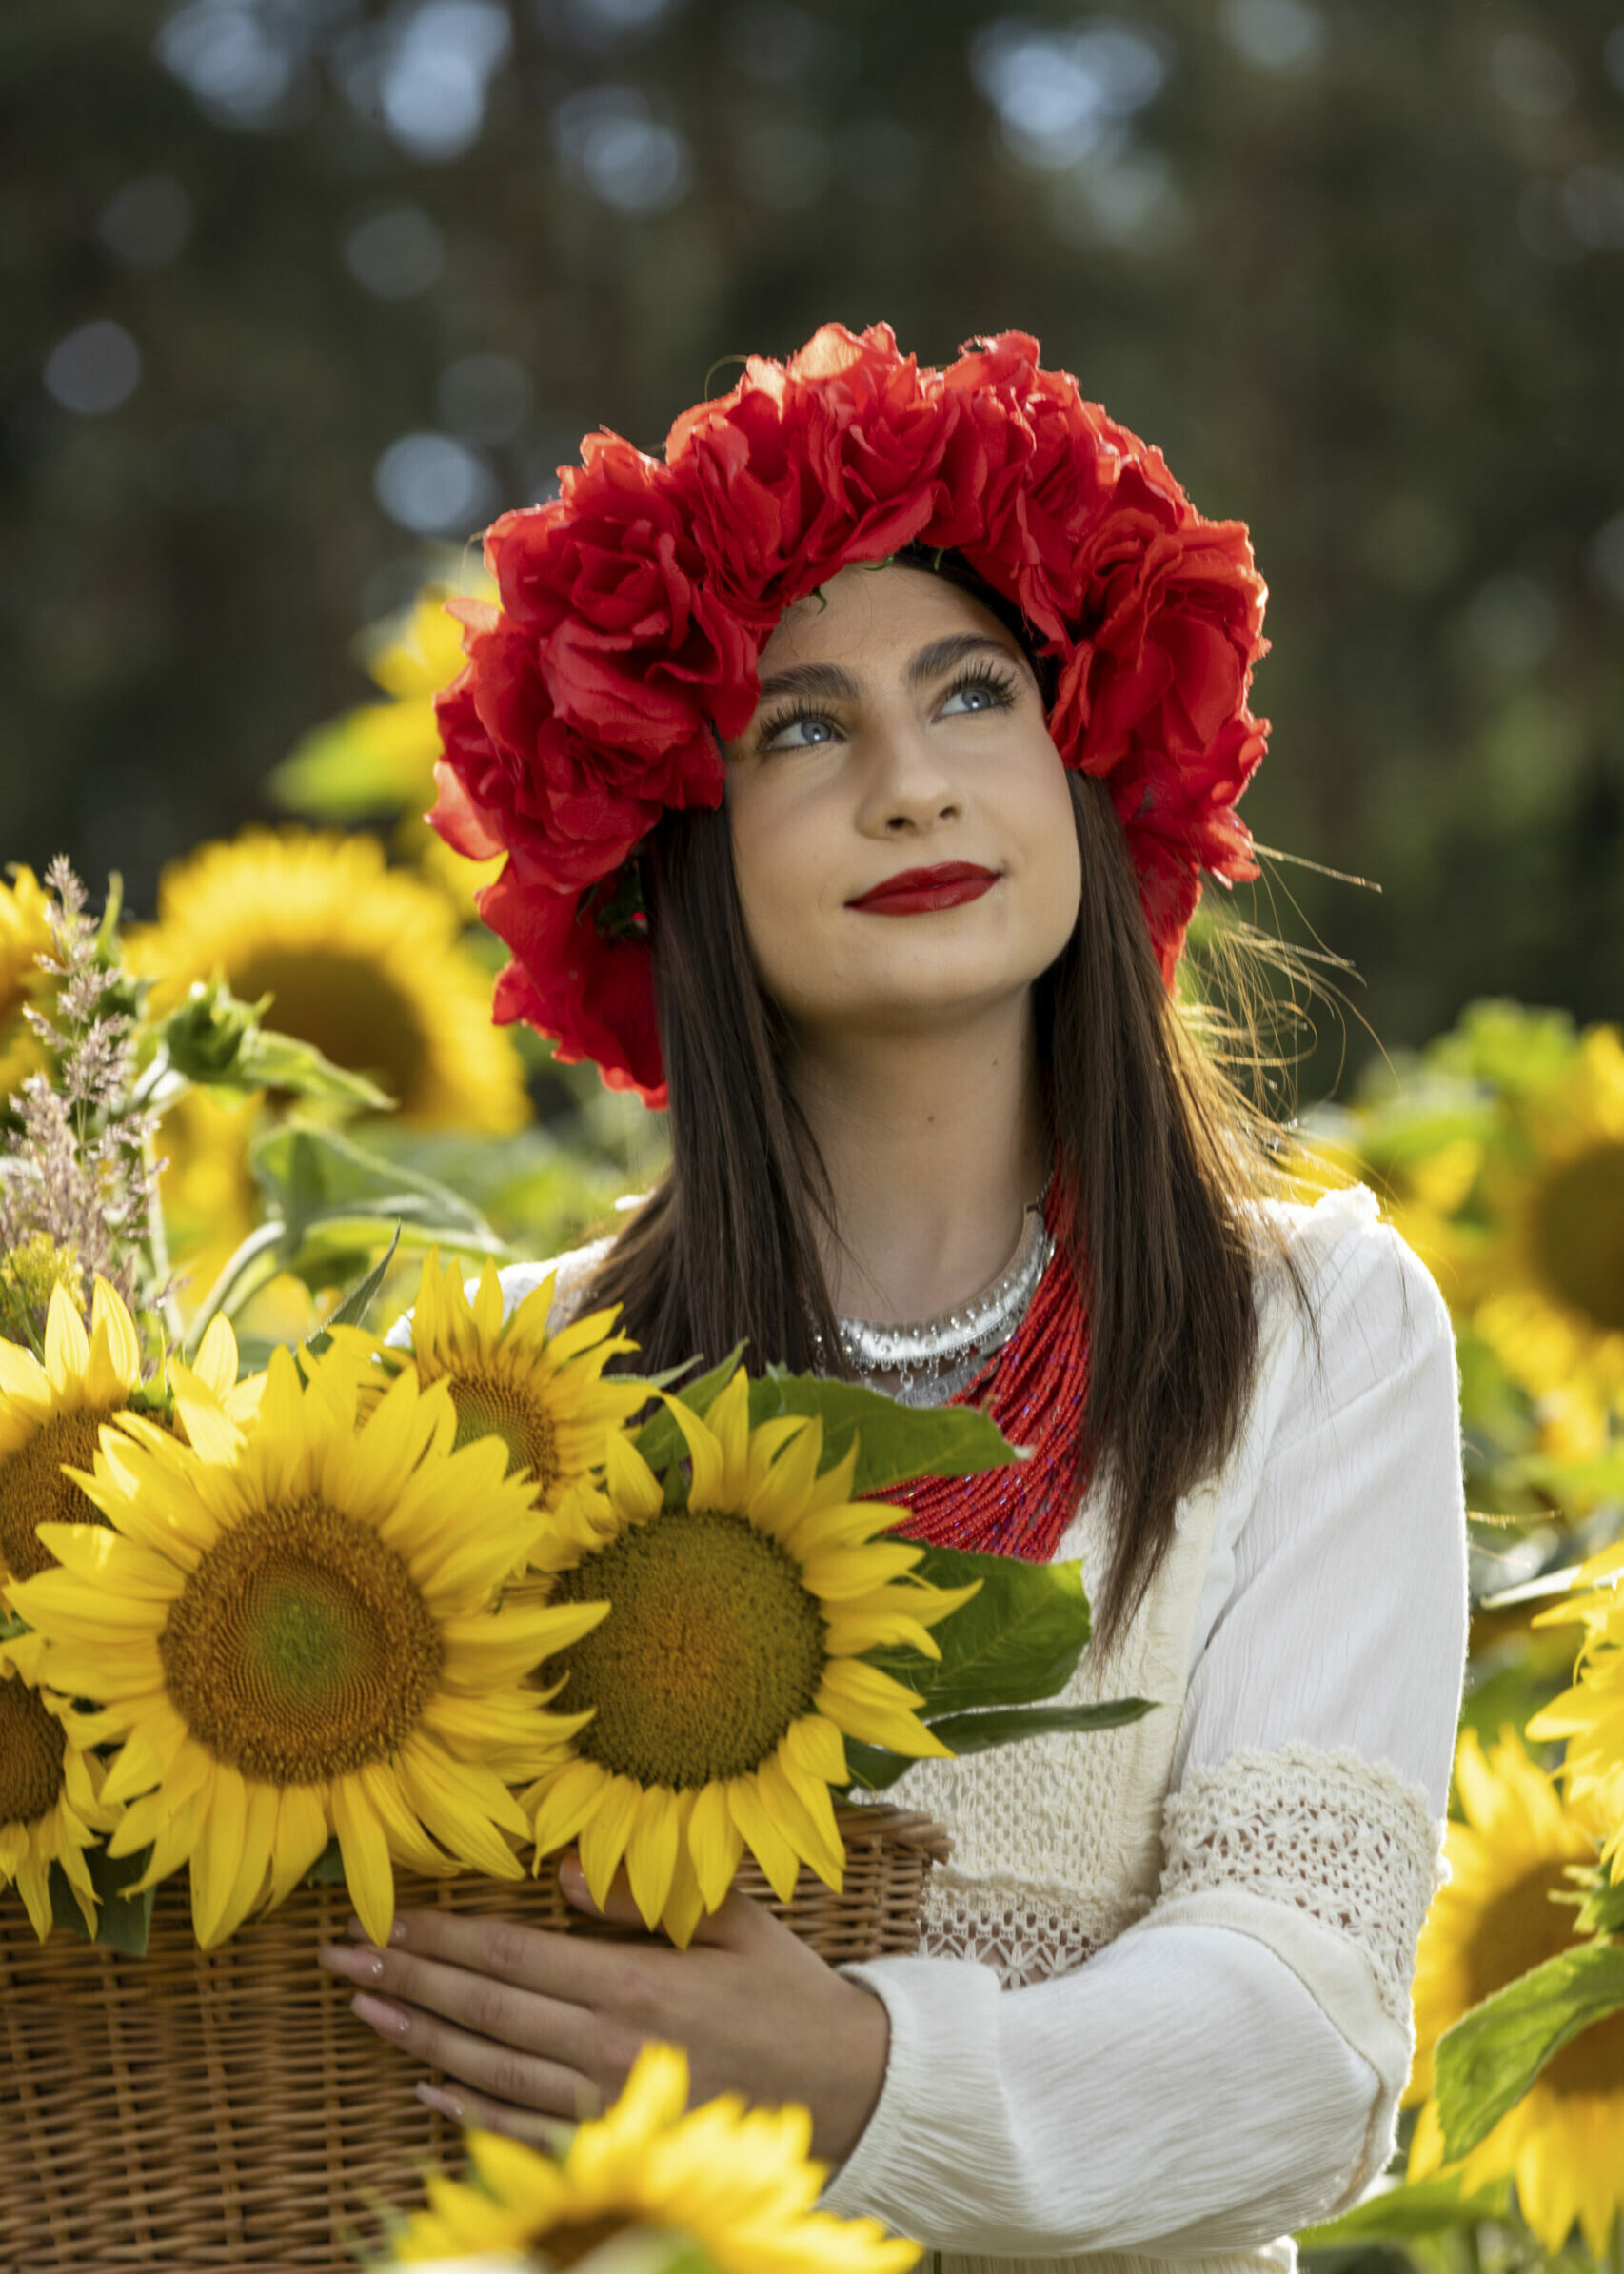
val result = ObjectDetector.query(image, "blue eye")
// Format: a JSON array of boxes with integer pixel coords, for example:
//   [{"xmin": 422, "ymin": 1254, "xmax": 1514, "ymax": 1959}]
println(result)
[
  {"xmin": 759, "ymin": 710, "xmax": 840, "ymax": 752},
  {"xmin": 941, "ymin": 664, "xmax": 1020, "ymax": 717}
]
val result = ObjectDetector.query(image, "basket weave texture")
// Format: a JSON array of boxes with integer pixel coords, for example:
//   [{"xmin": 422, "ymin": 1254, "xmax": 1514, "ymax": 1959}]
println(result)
[{"xmin": 1, "ymin": 1803, "xmax": 949, "ymax": 2271}]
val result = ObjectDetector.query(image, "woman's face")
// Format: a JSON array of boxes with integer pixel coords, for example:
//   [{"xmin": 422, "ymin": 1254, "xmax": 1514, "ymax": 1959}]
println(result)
[{"xmin": 724, "ymin": 562, "xmax": 1083, "ymax": 1044}]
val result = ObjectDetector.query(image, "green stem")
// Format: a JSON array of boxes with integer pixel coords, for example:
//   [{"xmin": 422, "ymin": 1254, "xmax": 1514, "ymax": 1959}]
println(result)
[
  {"xmin": 184, "ymin": 1220, "xmax": 287, "ymax": 1354},
  {"xmin": 1609, "ymin": 2209, "xmax": 1623, "ymax": 2274}
]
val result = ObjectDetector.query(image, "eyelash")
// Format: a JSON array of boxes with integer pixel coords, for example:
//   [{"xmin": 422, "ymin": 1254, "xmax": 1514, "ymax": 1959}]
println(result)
[{"xmin": 756, "ymin": 661, "xmax": 1021, "ymax": 750}]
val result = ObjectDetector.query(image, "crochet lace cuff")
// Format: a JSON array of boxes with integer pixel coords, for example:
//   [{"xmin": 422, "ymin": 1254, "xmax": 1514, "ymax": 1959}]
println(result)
[{"xmin": 1155, "ymin": 1741, "xmax": 1445, "ymax": 2047}]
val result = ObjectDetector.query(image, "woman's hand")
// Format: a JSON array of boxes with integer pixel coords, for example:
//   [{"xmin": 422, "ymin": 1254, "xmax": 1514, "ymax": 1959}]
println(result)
[{"xmin": 315, "ymin": 1856, "xmax": 890, "ymax": 2165}]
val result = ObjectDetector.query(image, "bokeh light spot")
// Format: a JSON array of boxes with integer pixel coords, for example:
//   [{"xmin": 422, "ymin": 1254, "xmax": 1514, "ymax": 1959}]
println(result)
[
  {"xmin": 552, "ymin": 87, "xmax": 693, "ymax": 215},
  {"xmin": 343, "ymin": 206, "xmax": 447, "ymax": 299},
  {"xmin": 1462, "ymin": 575, "xmax": 1559, "ymax": 674},
  {"xmin": 44, "ymin": 321, "xmax": 142, "ymax": 418},
  {"xmin": 1218, "ymin": 0, "xmax": 1326, "ymax": 74},
  {"xmin": 98, "ymin": 175, "xmax": 194, "ymax": 270},
  {"xmin": 373, "ymin": 433, "xmax": 498, "ymax": 535},
  {"xmin": 1490, "ymin": 33, "xmax": 1576, "ymax": 118},
  {"xmin": 970, "ymin": 16, "xmax": 1168, "ymax": 172}
]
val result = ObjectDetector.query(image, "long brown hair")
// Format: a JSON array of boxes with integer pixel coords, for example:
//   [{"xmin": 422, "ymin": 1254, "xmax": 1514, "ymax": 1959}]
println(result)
[{"xmin": 587, "ymin": 567, "xmax": 1292, "ymax": 1652}]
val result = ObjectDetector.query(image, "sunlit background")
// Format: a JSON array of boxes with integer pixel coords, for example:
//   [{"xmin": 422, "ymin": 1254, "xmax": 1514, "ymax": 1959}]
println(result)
[{"xmin": 5, "ymin": 0, "xmax": 1622, "ymax": 1095}]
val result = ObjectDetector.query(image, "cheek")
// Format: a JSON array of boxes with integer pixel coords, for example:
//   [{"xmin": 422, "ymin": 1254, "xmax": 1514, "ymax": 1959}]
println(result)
[
  {"xmin": 725, "ymin": 779, "xmax": 827, "ymax": 996},
  {"xmin": 1011, "ymin": 755, "xmax": 1084, "ymax": 959}
]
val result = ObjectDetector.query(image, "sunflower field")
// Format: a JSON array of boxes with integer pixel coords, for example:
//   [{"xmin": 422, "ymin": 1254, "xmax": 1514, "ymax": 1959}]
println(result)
[{"xmin": 2, "ymin": 564, "xmax": 1622, "ymax": 2269}]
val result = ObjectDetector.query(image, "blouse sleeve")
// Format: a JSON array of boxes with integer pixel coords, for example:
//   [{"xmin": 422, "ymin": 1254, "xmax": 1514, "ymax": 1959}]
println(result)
[{"xmin": 820, "ymin": 1204, "xmax": 1469, "ymax": 2255}]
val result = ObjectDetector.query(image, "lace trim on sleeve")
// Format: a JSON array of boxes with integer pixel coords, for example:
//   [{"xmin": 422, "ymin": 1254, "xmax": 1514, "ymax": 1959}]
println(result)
[{"xmin": 1159, "ymin": 1743, "xmax": 1446, "ymax": 2036}]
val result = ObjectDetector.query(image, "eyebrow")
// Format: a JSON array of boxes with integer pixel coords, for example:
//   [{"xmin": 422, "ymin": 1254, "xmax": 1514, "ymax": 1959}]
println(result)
[{"xmin": 754, "ymin": 632, "xmax": 1032, "ymax": 707}]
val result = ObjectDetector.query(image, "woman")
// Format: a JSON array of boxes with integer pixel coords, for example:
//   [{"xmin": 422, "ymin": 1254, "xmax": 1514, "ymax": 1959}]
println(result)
[{"xmin": 319, "ymin": 326, "xmax": 1467, "ymax": 2264}]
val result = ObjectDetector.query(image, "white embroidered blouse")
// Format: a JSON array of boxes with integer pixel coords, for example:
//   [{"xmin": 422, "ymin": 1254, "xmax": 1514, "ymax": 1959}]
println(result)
[{"xmin": 509, "ymin": 1180, "xmax": 1469, "ymax": 2274}]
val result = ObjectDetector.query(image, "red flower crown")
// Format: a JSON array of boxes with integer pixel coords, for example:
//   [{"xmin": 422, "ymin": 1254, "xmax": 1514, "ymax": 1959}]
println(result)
[{"xmin": 430, "ymin": 323, "xmax": 1271, "ymax": 1110}]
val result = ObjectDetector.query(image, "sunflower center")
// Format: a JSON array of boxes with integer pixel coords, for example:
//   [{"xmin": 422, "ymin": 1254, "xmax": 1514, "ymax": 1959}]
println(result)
[
  {"xmin": 547, "ymin": 1509, "xmax": 827, "ymax": 1789},
  {"xmin": 157, "ymin": 1498, "xmax": 443, "ymax": 1782},
  {"xmin": 230, "ymin": 948, "xmax": 427, "ymax": 1116},
  {"xmin": 538, "ymin": 2215, "xmax": 634, "ymax": 2267},
  {"xmin": 1463, "ymin": 1856, "xmax": 1624, "ymax": 2099},
  {"xmin": 0, "ymin": 1407, "xmax": 114, "ymax": 1582},
  {"xmin": 448, "ymin": 1371, "xmax": 558, "ymax": 1490},
  {"xmin": 1531, "ymin": 1141, "xmax": 1624, "ymax": 1335},
  {"xmin": 0, "ymin": 1673, "xmax": 68, "ymax": 1828}
]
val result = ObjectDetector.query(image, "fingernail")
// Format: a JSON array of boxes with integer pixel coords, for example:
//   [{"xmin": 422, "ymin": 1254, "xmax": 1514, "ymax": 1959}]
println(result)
[
  {"xmin": 559, "ymin": 1855, "xmax": 602, "ymax": 1914},
  {"xmin": 353, "ymin": 1992, "xmax": 410, "ymax": 2038},
  {"xmin": 416, "ymin": 2082, "xmax": 464, "ymax": 2121},
  {"xmin": 348, "ymin": 1914, "xmax": 406, "ymax": 1944},
  {"xmin": 320, "ymin": 1942, "xmax": 385, "ymax": 1982}
]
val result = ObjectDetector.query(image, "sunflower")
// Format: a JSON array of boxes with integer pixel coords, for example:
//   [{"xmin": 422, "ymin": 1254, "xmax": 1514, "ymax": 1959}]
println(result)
[
  {"xmin": 0, "ymin": 1631, "xmax": 121, "ymax": 1939},
  {"xmin": 1528, "ymin": 1541, "xmax": 1624, "ymax": 1876},
  {"xmin": 1405, "ymin": 1729, "xmax": 1624, "ymax": 2256},
  {"xmin": 0, "ymin": 1277, "xmax": 253, "ymax": 1592},
  {"xmin": 0, "ymin": 862, "xmax": 54, "ymax": 1098},
  {"xmin": 1463, "ymin": 1020, "xmax": 1624, "ymax": 1447},
  {"xmin": 6, "ymin": 1347, "xmax": 609, "ymax": 1948},
  {"xmin": 521, "ymin": 1371, "xmax": 977, "ymax": 1948},
  {"xmin": 269, "ymin": 580, "xmax": 505, "ymax": 920},
  {"xmin": 388, "ymin": 1252, "xmax": 645, "ymax": 1524},
  {"xmin": 129, "ymin": 828, "xmax": 528, "ymax": 1131},
  {"xmin": 392, "ymin": 2040, "xmax": 920, "ymax": 2274}
]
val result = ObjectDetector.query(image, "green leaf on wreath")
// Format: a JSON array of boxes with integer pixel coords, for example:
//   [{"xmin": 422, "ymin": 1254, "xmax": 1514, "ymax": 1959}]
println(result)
[{"xmin": 1435, "ymin": 1937, "xmax": 1624, "ymax": 2159}]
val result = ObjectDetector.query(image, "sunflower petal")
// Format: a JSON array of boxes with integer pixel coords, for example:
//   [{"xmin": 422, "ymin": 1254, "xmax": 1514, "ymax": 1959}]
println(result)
[
  {"xmin": 332, "ymin": 1771, "xmax": 397, "ymax": 1947},
  {"xmin": 726, "ymin": 1774, "xmax": 802, "ymax": 1905},
  {"xmin": 578, "ymin": 1772, "xmax": 641, "ymax": 1910},
  {"xmin": 624, "ymin": 1784, "xmax": 680, "ymax": 1928}
]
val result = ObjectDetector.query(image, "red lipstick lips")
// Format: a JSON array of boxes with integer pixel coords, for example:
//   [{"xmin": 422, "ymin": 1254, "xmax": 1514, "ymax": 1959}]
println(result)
[{"xmin": 845, "ymin": 862, "xmax": 1000, "ymax": 916}]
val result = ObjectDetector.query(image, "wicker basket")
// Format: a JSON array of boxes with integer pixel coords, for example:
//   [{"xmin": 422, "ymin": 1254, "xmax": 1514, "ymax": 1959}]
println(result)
[{"xmin": 0, "ymin": 1805, "xmax": 949, "ymax": 2270}]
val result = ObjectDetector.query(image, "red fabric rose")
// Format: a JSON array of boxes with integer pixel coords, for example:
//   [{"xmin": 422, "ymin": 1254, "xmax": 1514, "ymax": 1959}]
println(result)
[
  {"xmin": 667, "ymin": 323, "xmax": 956, "ymax": 616},
  {"xmin": 478, "ymin": 858, "xmax": 665, "ymax": 1108},
  {"xmin": 430, "ymin": 603, "xmax": 723, "ymax": 895},
  {"xmin": 923, "ymin": 333, "xmax": 1188, "ymax": 644},
  {"xmin": 486, "ymin": 434, "xmax": 759, "ymax": 753}
]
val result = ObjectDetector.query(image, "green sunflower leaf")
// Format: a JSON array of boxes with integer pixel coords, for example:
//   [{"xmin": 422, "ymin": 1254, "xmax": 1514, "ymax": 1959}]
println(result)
[
  {"xmin": 1295, "ymin": 2168, "xmax": 1512, "ymax": 2246},
  {"xmin": 1435, "ymin": 1938, "xmax": 1624, "ymax": 2159},
  {"xmin": 46, "ymin": 1842, "xmax": 156, "ymax": 1957},
  {"xmin": 753, "ymin": 1370, "xmax": 1019, "ymax": 1494},
  {"xmin": 842, "ymin": 1699, "xmax": 1154, "ymax": 1793},
  {"xmin": 897, "ymin": 1549, "xmax": 1093, "ymax": 1713},
  {"xmin": 305, "ymin": 1225, "xmax": 402, "ymax": 1358},
  {"xmin": 924, "ymin": 1697, "xmax": 1156, "ymax": 1752},
  {"xmin": 630, "ymin": 1345, "xmax": 749, "ymax": 1477}
]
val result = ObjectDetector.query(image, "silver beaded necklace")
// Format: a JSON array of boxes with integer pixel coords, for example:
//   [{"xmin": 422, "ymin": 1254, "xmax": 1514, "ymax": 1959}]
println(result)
[{"xmin": 818, "ymin": 1195, "xmax": 1055, "ymax": 1409}]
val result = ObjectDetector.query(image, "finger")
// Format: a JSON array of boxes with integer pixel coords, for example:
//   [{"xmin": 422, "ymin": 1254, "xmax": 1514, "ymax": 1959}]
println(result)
[
  {"xmin": 344, "ymin": 1908, "xmax": 619, "ymax": 2011},
  {"xmin": 682, "ymin": 1883, "xmax": 786, "ymax": 1952},
  {"xmin": 319, "ymin": 1941, "xmax": 595, "ymax": 2070},
  {"xmin": 558, "ymin": 1854, "xmax": 650, "ymax": 1931},
  {"xmin": 347, "ymin": 1990, "xmax": 597, "ymax": 2122},
  {"xmin": 417, "ymin": 2079, "xmax": 577, "ymax": 2151}
]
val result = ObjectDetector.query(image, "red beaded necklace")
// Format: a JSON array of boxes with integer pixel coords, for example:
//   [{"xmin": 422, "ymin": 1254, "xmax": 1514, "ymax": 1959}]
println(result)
[{"xmin": 873, "ymin": 1179, "xmax": 1091, "ymax": 1564}]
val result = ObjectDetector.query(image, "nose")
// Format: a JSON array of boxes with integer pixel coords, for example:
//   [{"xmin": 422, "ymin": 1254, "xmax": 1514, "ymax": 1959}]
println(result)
[{"xmin": 852, "ymin": 714, "xmax": 963, "ymax": 838}]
